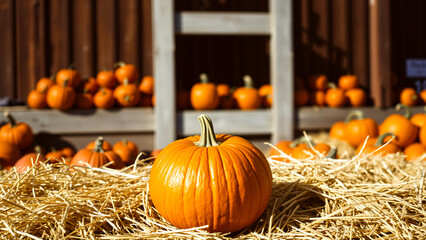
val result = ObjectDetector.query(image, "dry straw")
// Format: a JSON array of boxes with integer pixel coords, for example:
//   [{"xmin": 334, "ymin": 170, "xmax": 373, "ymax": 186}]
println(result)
[{"xmin": 1, "ymin": 137, "xmax": 425, "ymax": 239}]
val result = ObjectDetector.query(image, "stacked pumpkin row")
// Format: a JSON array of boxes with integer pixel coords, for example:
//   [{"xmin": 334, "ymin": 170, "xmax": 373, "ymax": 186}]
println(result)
[
  {"xmin": 27, "ymin": 62, "xmax": 155, "ymax": 110},
  {"xmin": 270, "ymin": 104, "xmax": 426, "ymax": 162},
  {"xmin": 399, "ymin": 87, "xmax": 426, "ymax": 106},
  {"xmin": 295, "ymin": 74, "xmax": 368, "ymax": 107}
]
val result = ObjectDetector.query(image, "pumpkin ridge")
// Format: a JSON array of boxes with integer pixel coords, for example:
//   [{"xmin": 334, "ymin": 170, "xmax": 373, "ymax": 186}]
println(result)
[{"xmin": 216, "ymin": 147, "xmax": 233, "ymax": 230}]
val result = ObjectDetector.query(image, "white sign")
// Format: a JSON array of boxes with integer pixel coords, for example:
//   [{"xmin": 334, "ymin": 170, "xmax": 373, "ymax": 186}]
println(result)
[{"xmin": 406, "ymin": 59, "xmax": 426, "ymax": 78}]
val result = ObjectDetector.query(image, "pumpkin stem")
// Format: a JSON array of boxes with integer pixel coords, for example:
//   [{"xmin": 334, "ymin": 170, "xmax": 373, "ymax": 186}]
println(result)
[
  {"xmin": 113, "ymin": 61, "xmax": 126, "ymax": 69},
  {"xmin": 122, "ymin": 139, "xmax": 128, "ymax": 146},
  {"xmin": 123, "ymin": 78, "xmax": 129, "ymax": 85},
  {"xmin": 93, "ymin": 137, "xmax": 105, "ymax": 153},
  {"xmin": 325, "ymin": 147, "xmax": 337, "ymax": 159},
  {"xmin": 4, "ymin": 111, "xmax": 17, "ymax": 127},
  {"xmin": 396, "ymin": 103, "xmax": 412, "ymax": 119},
  {"xmin": 345, "ymin": 110, "xmax": 364, "ymax": 123},
  {"xmin": 194, "ymin": 114, "xmax": 220, "ymax": 147},
  {"xmin": 34, "ymin": 145, "xmax": 42, "ymax": 154},
  {"xmin": 243, "ymin": 75, "xmax": 254, "ymax": 88},
  {"xmin": 290, "ymin": 135, "xmax": 314, "ymax": 148},
  {"xmin": 374, "ymin": 132, "xmax": 395, "ymax": 147},
  {"xmin": 199, "ymin": 73, "xmax": 209, "ymax": 84},
  {"xmin": 62, "ymin": 79, "xmax": 69, "ymax": 87},
  {"xmin": 327, "ymin": 82, "xmax": 337, "ymax": 89}
]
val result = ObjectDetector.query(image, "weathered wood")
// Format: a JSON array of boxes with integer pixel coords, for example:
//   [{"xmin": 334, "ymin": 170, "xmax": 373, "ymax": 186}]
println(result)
[
  {"xmin": 73, "ymin": 0, "xmax": 95, "ymax": 79},
  {"xmin": 152, "ymin": 0, "xmax": 176, "ymax": 149},
  {"xmin": 118, "ymin": 0, "xmax": 140, "ymax": 68},
  {"xmin": 351, "ymin": 0, "xmax": 369, "ymax": 88},
  {"xmin": 49, "ymin": 0, "xmax": 71, "ymax": 74},
  {"xmin": 141, "ymin": 0, "xmax": 153, "ymax": 76},
  {"xmin": 0, "ymin": 0, "xmax": 15, "ymax": 99},
  {"xmin": 270, "ymin": 0, "xmax": 293, "ymax": 143},
  {"xmin": 175, "ymin": 12, "xmax": 270, "ymax": 35},
  {"xmin": 96, "ymin": 0, "xmax": 117, "ymax": 71},
  {"xmin": 330, "ymin": 0, "xmax": 349, "ymax": 79},
  {"xmin": 311, "ymin": 0, "xmax": 330, "ymax": 74},
  {"xmin": 369, "ymin": 0, "xmax": 392, "ymax": 107}
]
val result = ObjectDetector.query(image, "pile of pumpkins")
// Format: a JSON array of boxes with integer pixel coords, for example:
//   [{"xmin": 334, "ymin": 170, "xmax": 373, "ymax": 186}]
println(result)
[
  {"xmin": 399, "ymin": 87, "xmax": 426, "ymax": 106},
  {"xmin": 0, "ymin": 111, "xmax": 146, "ymax": 172},
  {"xmin": 270, "ymin": 104, "xmax": 426, "ymax": 161},
  {"xmin": 296, "ymin": 73, "xmax": 368, "ymax": 107},
  {"xmin": 27, "ymin": 62, "xmax": 154, "ymax": 110}
]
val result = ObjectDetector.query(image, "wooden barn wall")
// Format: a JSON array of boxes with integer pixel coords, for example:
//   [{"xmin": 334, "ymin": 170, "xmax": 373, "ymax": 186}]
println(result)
[{"xmin": 2, "ymin": 0, "xmax": 425, "ymax": 104}]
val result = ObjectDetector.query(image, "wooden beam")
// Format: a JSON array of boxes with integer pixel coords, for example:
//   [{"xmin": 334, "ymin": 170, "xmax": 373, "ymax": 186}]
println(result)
[
  {"xmin": 175, "ymin": 12, "xmax": 270, "ymax": 35},
  {"xmin": 369, "ymin": 0, "xmax": 392, "ymax": 107},
  {"xmin": 152, "ymin": 0, "xmax": 176, "ymax": 149},
  {"xmin": 270, "ymin": 0, "xmax": 294, "ymax": 143},
  {"xmin": 0, "ymin": 0, "xmax": 15, "ymax": 99}
]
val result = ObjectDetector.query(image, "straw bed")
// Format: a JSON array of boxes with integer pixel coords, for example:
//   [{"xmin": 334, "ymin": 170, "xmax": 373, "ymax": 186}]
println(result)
[{"xmin": 1, "ymin": 143, "xmax": 425, "ymax": 239}]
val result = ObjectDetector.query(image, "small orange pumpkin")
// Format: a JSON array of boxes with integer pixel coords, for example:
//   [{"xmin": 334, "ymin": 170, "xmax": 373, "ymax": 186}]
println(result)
[
  {"xmin": 357, "ymin": 133, "xmax": 399, "ymax": 156},
  {"xmin": 310, "ymin": 90, "xmax": 326, "ymax": 106},
  {"xmin": 45, "ymin": 148, "xmax": 64, "ymax": 163},
  {"xmin": 338, "ymin": 74, "xmax": 358, "ymax": 90},
  {"xmin": 379, "ymin": 104, "xmax": 418, "ymax": 148},
  {"xmin": 234, "ymin": 75, "xmax": 261, "ymax": 110},
  {"xmin": 0, "ymin": 140, "xmax": 21, "ymax": 168},
  {"xmin": 292, "ymin": 141, "xmax": 333, "ymax": 159},
  {"xmin": 71, "ymin": 137, "xmax": 124, "ymax": 169},
  {"xmin": 56, "ymin": 67, "xmax": 81, "ymax": 88},
  {"xmin": 411, "ymin": 108, "xmax": 426, "ymax": 128},
  {"xmin": 96, "ymin": 70, "xmax": 116, "ymax": 89},
  {"xmin": 295, "ymin": 88, "xmax": 310, "ymax": 107},
  {"xmin": 216, "ymin": 83, "xmax": 230, "ymax": 97},
  {"xmin": 419, "ymin": 89, "xmax": 426, "ymax": 104},
  {"xmin": 404, "ymin": 142, "xmax": 425, "ymax": 162},
  {"xmin": 344, "ymin": 110, "xmax": 378, "ymax": 147},
  {"xmin": 46, "ymin": 80, "xmax": 76, "ymax": 110},
  {"xmin": 308, "ymin": 74, "xmax": 328, "ymax": 91},
  {"xmin": 0, "ymin": 112, "xmax": 34, "ymax": 150},
  {"xmin": 75, "ymin": 91, "xmax": 94, "ymax": 109},
  {"xmin": 345, "ymin": 88, "xmax": 367, "ymax": 107},
  {"xmin": 114, "ymin": 62, "xmax": 139, "ymax": 84},
  {"xmin": 190, "ymin": 73, "xmax": 219, "ymax": 110},
  {"xmin": 269, "ymin": 140, "xmax": 293, "ymax": 158},
  {"xmin": 93, "ymin": 88, "xmax": 115, "ymax": 109},
  {"xmin": 113, "ymin": 139, "xmax": 139, "ymax": 165},
  {"xmin": 325, "ymin": 83, "xmax": 346, "ymax": 107},
  {"xmin": 27, "ymin": 89, "xmax": 47, "ymax": 109},
  {"xmin": 258, "ymin": 84, "xmax": 273, "ymax": 108},
  {"xmin": 400, "ymin": 88, "xmax": 419, "ymax": 106},
  {"xmin": 176, "ymin": 89, "xmax": 190, "ymax": 110},
  {"xmin": 139, "ymin": 75, "xmax": 154, "ymax": 95},
  {"xmin": 114, "ymin": 79, "xmax": 141, "ymax": 107},
  {"xmin": 36, "ymin": 76, "xmax": 55, "ymax": 92},
  {"xmin": 79, "ymin": 77, "xmax": 99, "ymax": 94},
  {"xmin": 329, "ymin": 121, "xmax": 346, "ymax": 140},
  {"xmin": 14, "ymin": 146, "xmax": 46, "ymax": 173},
  {"xmin": 149, "ymin": 114, "xmax": 272, "ymax": 233}
]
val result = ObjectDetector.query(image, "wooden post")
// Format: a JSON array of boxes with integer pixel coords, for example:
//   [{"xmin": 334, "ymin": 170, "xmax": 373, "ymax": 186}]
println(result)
[
  {"xmin": 152, "ymin": 0, "xmax": 176, "ymax": 149},
  {"xmin": 369, "ymin": 0, "xmax": 392, "ymax": 107},
  {"xmin": 270, "ymin": 0, "xmax": 294, "ymax": 143}
]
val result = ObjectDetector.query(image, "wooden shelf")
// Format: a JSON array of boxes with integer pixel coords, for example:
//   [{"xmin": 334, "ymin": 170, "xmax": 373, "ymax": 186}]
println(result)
[{"xmin": 0, "ymin": 107, "xmax": 155, "ymax": 134}]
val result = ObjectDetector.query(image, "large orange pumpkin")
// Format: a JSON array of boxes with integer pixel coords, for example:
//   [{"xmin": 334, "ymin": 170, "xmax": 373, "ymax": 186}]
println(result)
[
  {"xmin": 190, "ymin": 73, "xmax": 219, "ymax": 110},
  {"xmin": 149, "ymin": 114, "xmax": 272, "ymax": 233},
  {"xmin": 379, "ymin": 104, "xmax": 418, "ymax": 148},
  {"xmin": 234, "ymin": 75, "xmax": 261, "ymax": 110},
  {"xmin": 46, "ymin": 80, "xmax": 76, "ymax": 110},
  {"xmin": 344, "ymin": 110, "xmax": 378, "ymax": 147},
  {"xmin": 0, "ymin": 112, "xmax": 34, "ymax": 150},
  {"xmin": 71, "ymin": 137, "xmax": 124, "ymax": 169}
]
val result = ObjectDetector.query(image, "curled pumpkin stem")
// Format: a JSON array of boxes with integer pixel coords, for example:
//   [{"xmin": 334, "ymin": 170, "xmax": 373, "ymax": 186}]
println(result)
[
  {"xmin": 94, "ymin": 137, "xmax": 105, "ymax": 153},
  {"xmin": 374, "ymin": 132, "xmax": 395, "ymax": 147},
  {"xmin": 4, "ymin": 111, "xmax": 17, "ymax": 127},
  {"xmin": 345, "ymin": 110, "xmax": 364, "ymax": 123},
  {"xmin": 194, "ymin": 114, "xmax": 220, "ymax": 147},
  {"xmin": 396, "ymin": 103, "xmax": 412, "ymax": 119},
  {"xmin": 199, "ymin": 73, "xmax": 209, "ymax": 84},
  {"xmin": 243, "ymin": 75, "xmax": 254, "ymax": 88}
]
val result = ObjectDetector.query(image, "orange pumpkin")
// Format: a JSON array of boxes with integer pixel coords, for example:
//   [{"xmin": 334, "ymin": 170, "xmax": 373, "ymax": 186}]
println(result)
[
  {"xmin": 217, "ymin": 86, "xmax": 235, "ymax": 109},
  {"xmin": 419, "ymin": 89, "xmax": 426, "ymax": 104},
  {"xmin": 27, "ymin": 89, "xmax": 47, "ymax": 109},
  {"xmin": 379, "ymin": 104, "xmax": 418, "ymax": 148},
  {"xmin": 329, "ymin": 121, "xmax": 346, "ymax": 140},
  {"xmin": 0, "ymin": 140, "xmax": 21, "ymax": 168},
  {"xmin": 308, "ymin": 74, "xmax": 328, "ymax": 91},
  {"xmin": 150, "ymin": 148, "xmax": 162, "ymax": 157},
  {"xmin": 45, "ymin": 148, "xmax": 64, "ymax": 163},
  {"xmin": 345, "ymin": 88, "xmax": 367, "ymax": 107},
  {"xmin": 61, "ymin": 147, "xmax": 75, "ymax": 158},
  {"xmin": 71, "ymin": 137, "xmax": 124, "ymax": 169},
  {"xmin": 418, "ymin": 125, "xmax": 426, "ymax": 147},
  {"xmin": 258, "ymin": 84, "xmax": 273, "ymax": 108},
  {"xmin": 357, "ymin": 133, "xmax": 399, "ymax": 156},
  {"xmin": 149, "ymin": 114, "xmax": 272, "ymax": 233},
  {"xmin": 96, "ymin": 70, "xmax": 116, "ymax": 89},
  {"xmin": 113, "ymin": 139, "xmax": 139, "ymax": 165},
  {"xmin": 75, "ymin": 91, "xmax": 94, "ymax": 109},
  {"xmin": 411, "ymin": 109, "xmax": 426, "ymax": 128},
  {"xmin": 404, "ymin": 142, "xmax": 425, "ymax": 162},
  {"xmin": 93, "ymin": 88, "xmax": 115, "ymax": 109},
  {"xmin": 234, "ymin": 75, "xmax": 261, "ymax": 110},
  {"xmin": 56, "ymin": 67, "xmax": 81, "ymax": 88},
  {"xmin": 0, "ymin": 112, "xmax": 34, "ymax": 150},
  {"xmin": 344, "ymin": 110, "xmax": 378, "ymax": 147},
  {"xmin": 46, "ymin": 80, "xmax": 76, "ymax": 110},
  {"xmin": 325, "ymin": 83, "xmax": 346, "ymax": 107},
  {"xmin": 190, "ymin": 73, "xmax": 219, "ymax": 110},
  {"xmin": 36, "ymin": 76, "xmax": 55, "ymax": 92},
  {"xmin": 292, "ymin": 142, "xmax": 333, "ymax": 159},
  {"xmin": 338, "ymin": 74, "xmax": 358, "ymax": 90},
  {"xmin": 114, "ymin": 79, "xmax": 141, "ymax": 107},
  {"xmin": 114, "ymin": 62, "xmax": 139, "ymax": 84},
  {"xmin": 79, "ymin": 77, "xmax": 99, "ymax": 94},
  {"xmin": 14, "ymin": 146, "xmax": 46, "ymax": 173},
  {"xmin": 400, "ymin": 88, "xmax": 419, "ymax": 106},
  {"xmin": 269, "ymin": 140, "xmax": 293, "ymax": 158},
  {"xmin": 310, "ymin": 90, "xmax": 326, "ymax": 106},
  {"xmin": 216, "ymin": 83, "xmax": 230, "ymax": 97},
  {"xmin": 139, "ymin": 75, "xmax": 154, "ymax": 95}
]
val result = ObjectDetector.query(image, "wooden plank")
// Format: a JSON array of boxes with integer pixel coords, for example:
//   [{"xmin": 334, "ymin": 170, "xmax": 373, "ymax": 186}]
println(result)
[
  {"xmin": 73, "ymin": 0, "xmax": 95, "ymax": 79},
  {"xmin": 330, "ymin": 0, "xmax": 349, "ymax": 80},
  {"xmin": 118, "ymin": 0, "xmax": 140, "ymax": 67},
  {"xmin": 178, "ymin": 110, "xmax": 271, "ymax": 136},
  {"xmin": 152, "ymin": 0, "xmax": 176, "ymax": 148},
  {"xmin": 270, "ymin": 0, "xmax": 294, "ymax": 143},
  {"xmin": 351, "ymin": 0, "xmax": 368, "ymax": 88},
  {"xmin": 175, "ymin": 12, "xmax": 270, "ymax": 35},
  {"xmin": 0, "ymin": 108, "xmax": 155, "ymax": 134},
  {"xmin": 96, "ymin": 0, "xmax": 117, "ymax": 71},
  {"xmin": 0, "ymin": 0, "xmax": 15, "ymax": 99},
  {"xmin": 369, "ymin": 0, "xmax": 392, "ymax": 107},
  {"xmin": 141, "ymin": 0, "xmax": 153, "ymax": 76},
  {"xmin": 49, "ymin": 0, "xmax": 71, "ymax": 74}
]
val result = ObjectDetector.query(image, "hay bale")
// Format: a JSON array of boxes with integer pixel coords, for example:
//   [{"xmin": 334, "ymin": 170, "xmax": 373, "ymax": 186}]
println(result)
[{"xmin": 0, "ymin": 149, "xmax": 425, "ymax": 239}]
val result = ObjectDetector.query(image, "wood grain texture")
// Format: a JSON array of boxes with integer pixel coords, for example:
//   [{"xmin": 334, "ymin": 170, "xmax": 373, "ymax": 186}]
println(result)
[
  {"xmin": 0, "ymin": 0, "xmax": 15, "ymax": 98},
  {"xmin": 49, "ymin": 0, "xmax": 71, "ymax": 75},
  {"xmin": 118, "ymin": 0, "xmax": 140, "ymax": 69},
  {"xmin": 96, "ymin": 0, "xmax": 117, "ymax": 71}
]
